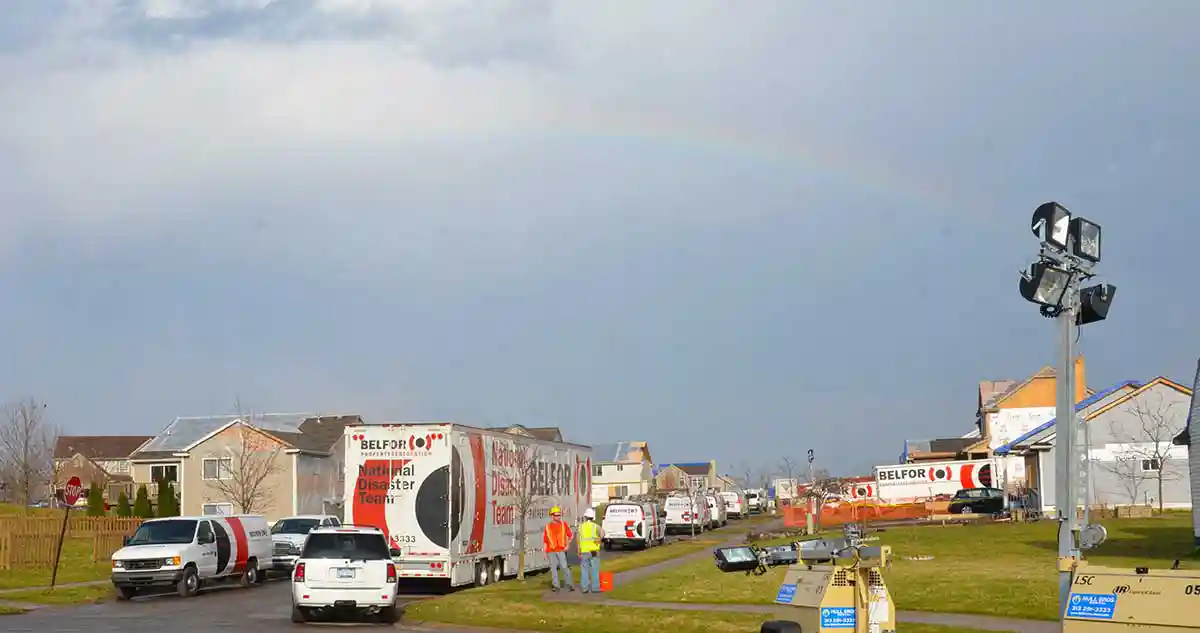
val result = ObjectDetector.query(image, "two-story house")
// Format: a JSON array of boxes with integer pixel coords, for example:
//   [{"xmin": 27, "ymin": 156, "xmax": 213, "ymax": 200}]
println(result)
[
  {"xmin": 129, "ymin": 413, "xmax": 361, "ymax": 522},
  {"xmin": 54, "ymin": 436, "xmax": 152, "ymax": 504},
  {"xmin": 589, "ymin": 441, "xmax": 654, "ymax": 505},
  {"xmin": 654, "ymin": 461, "xmax": 718, "ymax": 493}
]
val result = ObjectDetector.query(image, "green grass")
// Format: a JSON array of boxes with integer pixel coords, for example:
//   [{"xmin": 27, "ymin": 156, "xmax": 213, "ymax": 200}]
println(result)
[
  {"xmin": 0, "ymin": 584, "xmax": 113, "ymax": 605},
  {"xmin": 0, "ymin": 538, "xmax": 111, "ymax": 589},
  {"xmin": 609, "ymin": 514, "xmax": 1196, "ymax": 621},
  {"xmin": 402, "ymin": 580, "xmax": 1003, "ymax": 633}
]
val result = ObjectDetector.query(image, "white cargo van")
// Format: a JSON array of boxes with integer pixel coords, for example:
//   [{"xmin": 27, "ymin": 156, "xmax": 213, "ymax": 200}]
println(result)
[
  {"xmin": 664, "ymin": 494, "xmax": 708, "ymax": 534},
  {"xmin": 601, "ymin": 501, "xmax": 666, "ymax": 550},
  {"xmin": 720, "ymin": 491, "xmax": 747, "ymax": 518},
  {"xmin": 705, "ymin": 494, "xmax": 727, "ymax": 528},
  {"xmin": 111, "ymin": 514, "xmax": 272, "ymax": 599},
  {"xmin": 745, "ymin": 489, "xmax": 764, "ymax": 513}
]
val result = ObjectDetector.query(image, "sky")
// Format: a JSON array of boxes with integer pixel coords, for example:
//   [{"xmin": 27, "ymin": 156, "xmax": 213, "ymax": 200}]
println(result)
[{"xmin": 1, "ymin": 1, "xmax": 1199, "ymax": 478}]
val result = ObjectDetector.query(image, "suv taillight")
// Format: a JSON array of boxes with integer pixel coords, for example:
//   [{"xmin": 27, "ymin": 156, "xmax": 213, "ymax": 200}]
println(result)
[
  {"xmin": 386, "ymin": 562, "xmax": 396, "ymax": 583},
  {"xmin": 294, "ymin": 562, "xmax": 306, "ymax": 583}
]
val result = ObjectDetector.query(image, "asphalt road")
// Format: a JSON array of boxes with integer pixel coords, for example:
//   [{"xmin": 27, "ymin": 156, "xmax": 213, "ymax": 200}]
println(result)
[{"xmin": 0, "ymin": 532, "xmax": 706, "ymax": 632}]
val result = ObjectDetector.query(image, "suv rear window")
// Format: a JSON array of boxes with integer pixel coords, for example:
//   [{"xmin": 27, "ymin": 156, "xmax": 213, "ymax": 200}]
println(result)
[{"xmin": 301, "ymin": 532, "xmax": 390, "ymax": 560}]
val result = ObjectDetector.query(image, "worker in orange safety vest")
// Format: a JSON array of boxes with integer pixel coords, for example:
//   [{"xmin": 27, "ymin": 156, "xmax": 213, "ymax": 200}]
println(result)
[{"xmin": 543, "ymin": 506, "xmax": 575, "ymax": 592}]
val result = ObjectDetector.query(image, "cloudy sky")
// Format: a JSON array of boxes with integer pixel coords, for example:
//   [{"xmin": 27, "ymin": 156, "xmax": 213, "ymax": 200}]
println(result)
[{"xmin": 1, "ymin": 1, "xmax": 1198, "ymax": 476}]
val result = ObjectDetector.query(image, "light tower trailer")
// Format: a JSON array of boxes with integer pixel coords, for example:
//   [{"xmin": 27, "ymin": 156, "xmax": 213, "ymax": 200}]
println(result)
[{"xmin": 343, "ymin": 423, "xmax": 593, "ymax": 588}]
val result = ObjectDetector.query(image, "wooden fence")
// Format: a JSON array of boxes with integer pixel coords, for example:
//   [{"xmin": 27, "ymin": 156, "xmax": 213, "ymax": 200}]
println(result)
[{"xmin": 0, "ymin": 516, "xmax": 143, "ymax": 570}]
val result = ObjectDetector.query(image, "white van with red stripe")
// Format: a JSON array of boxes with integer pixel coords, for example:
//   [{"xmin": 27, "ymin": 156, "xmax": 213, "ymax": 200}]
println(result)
[
  {"xmin": 664, "ymin": 493, "xmax": 709, "ymax": 534},
  {"xmin": 111, "ymin": 514, "xmax": 272, "ymax": 599},
  {"xmin": 600, "ymin": 501, "xmax": 666, "ymax": 550},
  {"xmin": 343, "ymin": 422, "xmax": 592, "ymax": 588}
]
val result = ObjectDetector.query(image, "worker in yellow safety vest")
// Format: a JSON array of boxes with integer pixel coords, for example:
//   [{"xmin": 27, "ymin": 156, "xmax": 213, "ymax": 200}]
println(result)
[{"xmin": 577, "ymin": 508, "xmax": 603, "ymax": 593}]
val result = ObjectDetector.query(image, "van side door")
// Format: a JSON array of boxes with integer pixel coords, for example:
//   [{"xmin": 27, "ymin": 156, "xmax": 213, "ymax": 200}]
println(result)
[{"xmin": 195, "ymin": 520, "xmax": 219, "ymax": 579}]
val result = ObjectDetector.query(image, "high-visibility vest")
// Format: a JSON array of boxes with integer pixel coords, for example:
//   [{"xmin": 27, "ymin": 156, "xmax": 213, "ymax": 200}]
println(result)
[
  {"xmin": 544, "ymin": 521, "xmax": 572, "ymax": 552},
  {"xmin": 579, "ymin": 521, "xmax": 601, "ymax": 553}
]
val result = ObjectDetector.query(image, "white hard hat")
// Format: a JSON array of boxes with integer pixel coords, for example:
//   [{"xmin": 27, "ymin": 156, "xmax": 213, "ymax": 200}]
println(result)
[{"xmin": 583, "ymin": 508, "xmax": 595, "ymax": 519}]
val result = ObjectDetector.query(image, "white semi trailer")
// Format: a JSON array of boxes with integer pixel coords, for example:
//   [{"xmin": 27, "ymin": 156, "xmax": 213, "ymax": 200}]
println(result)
[{"xmin": 343, "ymin": 423, "xmax": 592, "ymax": 588}]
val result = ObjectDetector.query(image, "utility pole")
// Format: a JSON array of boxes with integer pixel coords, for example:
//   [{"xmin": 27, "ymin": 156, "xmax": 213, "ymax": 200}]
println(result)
[{"xmin": 1018, "ymin": 201, "xmax": 1114, "ymax": 627}]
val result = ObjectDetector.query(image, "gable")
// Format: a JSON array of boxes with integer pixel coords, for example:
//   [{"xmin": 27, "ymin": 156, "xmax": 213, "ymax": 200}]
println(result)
[
  {"xmin": 1089, "ymin": 379, "xmax": 1192, "ymax": 445},
  {"xmin": 195, "ymin": 421, "xmax": 287, "ymax": 457}
]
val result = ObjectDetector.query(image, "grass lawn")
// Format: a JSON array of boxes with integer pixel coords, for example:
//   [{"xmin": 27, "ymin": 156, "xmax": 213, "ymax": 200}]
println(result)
[
  {"xmin": 604, "ymin": 538, "xmax": 723, "ymax": 574},
  {"xmin": 403, "ymin": 580, "xmax": 1004, "ymax": 633},
  {"xmin": 608, "ymin": 514, "xmax": 1196, "ymax": 621},
  {"xmin": 0, "ymin": 538, "xmax": 111, "ymax": 590},
  {"xmin": 0, "ymin": 583, "xmax": 113, "ymax": 605}
]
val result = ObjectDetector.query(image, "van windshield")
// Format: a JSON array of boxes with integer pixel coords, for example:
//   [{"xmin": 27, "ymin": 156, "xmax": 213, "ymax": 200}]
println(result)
[
  {"xmin": 302, "ymin": 532, "xmax": 390, "ymax": 560},
  {"xmin": 127, "ymin": 519, "xmax": 198, "ymax": 546}
]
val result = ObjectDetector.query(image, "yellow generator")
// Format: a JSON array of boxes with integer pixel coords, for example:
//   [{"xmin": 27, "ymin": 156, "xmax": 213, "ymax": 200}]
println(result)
[{"xmin": 1063, "ymin": 558, "xmax": 1200, "ymax": 631}]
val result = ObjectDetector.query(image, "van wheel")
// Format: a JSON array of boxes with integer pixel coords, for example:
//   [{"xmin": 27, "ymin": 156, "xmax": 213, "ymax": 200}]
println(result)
[
  {"xmin": 603, "ymin": 540, "xmax": 612, "ymax": 552},
  {"xmin": 115, "ymin": 586, "xmax": 137, "ymax": 601},
  {"xmin": 177, "ymin": 565, "xmax": 200, "ymax": 598},
  {"xmin": 291, "ymin": 603, "xmax": 307, "ymax": 623},
  {"xmin": 241, "ymin": 560, "xmax": 260, "ymax": 587}
]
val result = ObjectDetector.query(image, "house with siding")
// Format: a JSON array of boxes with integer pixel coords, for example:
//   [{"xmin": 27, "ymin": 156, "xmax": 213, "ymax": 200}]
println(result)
[
  {"xmin": 1173, "ymin": 359, "xmax": 1200, "ymax": 547},
  {"xmin": 589, "ymin": 441, "xmax": 654, "ymax": 505},
  {"xmin": 997, "ymin": 377, "xmax": 1191, "ymax": 515},
  {"xmin": 53, "ymin": 435, "xmax": 152, "ymax": 503},
  {"xmin": 654, "ymin": 461, "xmax": 718, "ymax": 493},
  {"xmin": 129, "ymin": 413, "xmax": 361, "ymax": 521}
]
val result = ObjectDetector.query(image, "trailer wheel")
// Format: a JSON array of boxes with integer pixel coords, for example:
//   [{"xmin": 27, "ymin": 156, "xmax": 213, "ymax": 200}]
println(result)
[
  {"xmin": 491, "ymin": 558, "xmax": 502, "ymax": 584},
  {"xmin": 474, "ymin": 561, "xmax": 489, "ymax": 587}
]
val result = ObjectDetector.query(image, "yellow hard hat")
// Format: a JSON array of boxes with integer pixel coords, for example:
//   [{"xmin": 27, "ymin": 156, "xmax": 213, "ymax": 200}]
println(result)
[{"xmin": 549, "ymin": 506, "xmax": 562, "ymax": 515}]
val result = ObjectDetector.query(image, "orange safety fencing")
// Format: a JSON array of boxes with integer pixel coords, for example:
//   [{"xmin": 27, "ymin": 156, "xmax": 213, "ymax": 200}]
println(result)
[{"xmin": 783, "ymin": 500, "xmax": 951, "ymax": 529}]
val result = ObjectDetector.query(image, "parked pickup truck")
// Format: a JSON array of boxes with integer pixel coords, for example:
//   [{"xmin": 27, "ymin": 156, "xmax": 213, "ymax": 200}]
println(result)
[{"xmin": 271, "ymin": 514, "xmax": 342, "ymax": 572}]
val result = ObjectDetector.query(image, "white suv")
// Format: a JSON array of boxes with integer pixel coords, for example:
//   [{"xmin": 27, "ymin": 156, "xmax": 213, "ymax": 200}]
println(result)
[{"xmin": 290, "ymin": 525, "xmax": 400, "ymax": 624}]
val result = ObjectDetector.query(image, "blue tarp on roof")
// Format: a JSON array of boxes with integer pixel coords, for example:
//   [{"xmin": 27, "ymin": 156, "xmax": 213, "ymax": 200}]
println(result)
[{"xmin": 993, "ymin": 380, "xmax": 1140, "ymax": 455}]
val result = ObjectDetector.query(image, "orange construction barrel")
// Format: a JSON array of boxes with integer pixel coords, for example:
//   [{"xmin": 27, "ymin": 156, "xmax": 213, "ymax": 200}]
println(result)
[{"xmin": 599, "ymin": 571, "xmax": 613, "ymax": 592}]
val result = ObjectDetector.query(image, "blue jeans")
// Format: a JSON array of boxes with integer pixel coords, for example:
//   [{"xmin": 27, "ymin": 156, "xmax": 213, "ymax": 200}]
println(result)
[
  {"xmin": 578, "ymin": 552, "xmax": 601, "ymax": 592},
  {"xmin": 547, "ymin": 551, "xmax": 573, "ymax": 589}
]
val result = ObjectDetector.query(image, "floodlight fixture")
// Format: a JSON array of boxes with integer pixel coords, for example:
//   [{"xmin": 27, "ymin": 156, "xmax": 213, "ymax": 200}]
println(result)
[
  {"xmin": 1030, "ymin": 201, "xmax": 1072, "ymax": 250},
  {"xmin": 1069, "ymin": 217, "xmax": 1102, "ymax": 262},
  {"xmin": 1077, "ymin": 283, "xmax": 1116, "ymax": 326},
  {"xmin": 1019, "ymin": 261, "xmax": 1072, "ymax": 309}
]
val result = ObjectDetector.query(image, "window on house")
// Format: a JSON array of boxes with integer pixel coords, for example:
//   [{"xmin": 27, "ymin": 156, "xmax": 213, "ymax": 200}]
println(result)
[
  {"xmin": 150, "ymin": 464, "xmax": 178, "ymax": 483},
  {"xmin": 592, "ymin": 465, "xmax": 603, "ymax": 477},
  {"xmin": 609, "ymin": 485, "xmax": 629, "ymax": 498},
  {"xmin": 202, "ymin": 502, "xmax": 233, "ymax": 516},
  {"xmin": 1141, "ymin": 458, "xmax": 1161, "ymax": 473},
  {"xmin": 108, "ymin": 461, "xmax": 130, "ymax": 474},
  {"xmin": 202, "ymin": 458, "xmax": 233, "ymax": 481}
]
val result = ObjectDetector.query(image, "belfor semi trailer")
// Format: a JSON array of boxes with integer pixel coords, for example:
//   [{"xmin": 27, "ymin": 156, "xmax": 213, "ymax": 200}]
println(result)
[{"xmin": 343, "ymin": 423, "xmax": 593, "ymax": 588}]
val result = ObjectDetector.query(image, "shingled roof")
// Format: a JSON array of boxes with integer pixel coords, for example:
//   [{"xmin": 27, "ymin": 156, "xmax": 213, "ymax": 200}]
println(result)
[
  {"xmin": 261, "ymin": 415, "xmax": 363, "ymax": 452},
  {"xmin": 132, "ymin": 413, "xmax": 362, "ymax": 459},
  {"xmin": 54, "ymin": 436, "xmax": 151, "ymax": 460}
]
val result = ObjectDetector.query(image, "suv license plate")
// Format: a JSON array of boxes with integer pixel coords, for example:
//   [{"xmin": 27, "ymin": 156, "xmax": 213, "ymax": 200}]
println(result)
[{"xmin": 337, "ymin": 568, "xmax": 355, "ymax": 579}]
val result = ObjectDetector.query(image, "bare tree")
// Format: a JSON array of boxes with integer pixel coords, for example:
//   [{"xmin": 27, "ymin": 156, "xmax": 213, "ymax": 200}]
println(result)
[
  {"xmin": 205, "ymin": 410, "xmax": 285, "ymax": 514},
  {"xmin": 1102, "ymin": 394, "xmax": 1186, "ymax": 512},
  {"xmin": 802, "ymin": 472, "xmax": 843, "ymax": 532},
  {"xmin": 0, "ymin": 398, "xmax": 58, "ymax": 508},
  {"xmin": 491, "ymin": 439, "xmax": 544, "ymax": 580}
]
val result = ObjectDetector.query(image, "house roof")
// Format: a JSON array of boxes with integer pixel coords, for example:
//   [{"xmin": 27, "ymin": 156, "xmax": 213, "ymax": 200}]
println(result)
[
  {"xmin": 994, "ymin": 380, "xmax": 1142, "ymax": 455},
  {"xmin": 661, "ymin": 462, "xmax": 711, "ymax": 476},
  {"xmin": 979, "ymin": 379, "xmax": 1018, "ymax": 410},
  {"xmin": 54, "ymin": 436, "xmax": 152, "ymax": 460},
  {"xmin": 489, "ymin": 425, "xmax": 564, "ymax": 442},
  {"xmin": 1084, "ymin": 376, "xmax": 1191, "ymax": 419},
  {"xmin": 591, "ymin": 441, "xmax": 647, "ymax": 464},
  {"xmin": 132, "ymin": 412, "xmax": 360, "ymax": 459}
]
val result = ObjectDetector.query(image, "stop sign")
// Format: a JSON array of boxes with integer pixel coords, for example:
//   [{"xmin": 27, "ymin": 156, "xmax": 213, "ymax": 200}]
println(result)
[{"xmin": 62, "ymin": 476, "xmax": 83, "ymax": 506}]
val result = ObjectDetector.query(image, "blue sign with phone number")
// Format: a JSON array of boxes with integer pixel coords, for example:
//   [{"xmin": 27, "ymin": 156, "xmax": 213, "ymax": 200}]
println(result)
[
  {"xmin": 820, "ymin": 606, "xmax": 856, "ymax": 628},
  {"xmin": 1066, "ymin": 594, "xmax": 1116, "ymax": 619}
]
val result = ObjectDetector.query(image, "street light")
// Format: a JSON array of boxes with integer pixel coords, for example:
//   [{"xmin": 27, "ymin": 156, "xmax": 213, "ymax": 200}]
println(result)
[{"xmin": 1018, "ymin": 201, "xmax": 1116, "ymax": 631}]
